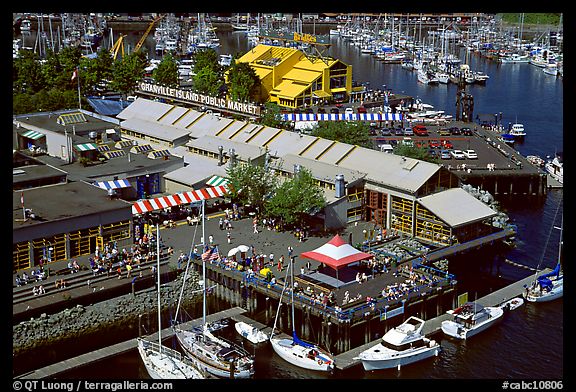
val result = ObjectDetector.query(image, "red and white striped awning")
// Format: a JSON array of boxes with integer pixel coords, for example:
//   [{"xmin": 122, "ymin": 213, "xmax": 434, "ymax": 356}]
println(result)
[
  {"xmin": 131, "ymin": 185, "xmax": 229, "ymax": 215},
  {"xmin": 300, "ymin": 234, "xmax": 373, "ymax": 270}
]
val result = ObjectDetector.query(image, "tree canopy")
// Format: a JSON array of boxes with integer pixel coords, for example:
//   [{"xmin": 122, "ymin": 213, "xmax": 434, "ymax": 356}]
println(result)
[{"xmin": 311, "ymin": 121, "xmax": 372, "ymax": 148}]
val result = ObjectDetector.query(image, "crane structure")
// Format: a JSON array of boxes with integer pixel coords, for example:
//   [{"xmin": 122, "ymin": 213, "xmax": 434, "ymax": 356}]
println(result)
[
  {"xmin": 109, "ymin": 34, "xmax": 127, "ymax": 60},
  {"xmin": 134, "ymin": 13, "xmax": 166, "ymax": 52}
]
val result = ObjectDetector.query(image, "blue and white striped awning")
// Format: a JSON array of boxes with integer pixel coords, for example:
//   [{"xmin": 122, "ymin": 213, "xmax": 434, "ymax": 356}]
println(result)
[
  {"xmin": 21, "ymin": 130, "xmax": 45, "ymax": 140},
  {"xmin": 281, "ymin": 113, "xmax": 403, "ymax": 122},
  {"xmin": 93, "ymin": 179, "xmax": 132, "ymax": 190}
]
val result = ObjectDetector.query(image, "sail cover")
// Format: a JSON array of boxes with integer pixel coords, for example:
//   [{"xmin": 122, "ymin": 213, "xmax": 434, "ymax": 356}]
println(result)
[{"xmin": 300, "ymin": 234, "xmax": 373, "ymax": 270}]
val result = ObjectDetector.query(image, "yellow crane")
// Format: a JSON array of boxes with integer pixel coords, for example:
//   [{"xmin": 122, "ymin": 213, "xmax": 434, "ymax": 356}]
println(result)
[
  {"xmin": 109, "ymin": 34, "xmax": 127, "ymax": 60},
  {"xmin": 134, "ymin": 13, "xmax": 166, "ymax": 52}
]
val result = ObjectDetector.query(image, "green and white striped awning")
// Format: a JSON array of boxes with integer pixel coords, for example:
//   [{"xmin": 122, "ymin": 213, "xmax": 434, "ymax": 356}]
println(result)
[
  {"xmin": 21, "ymin": 130, "xmax": 45, "ymax": 140},
  {"xmin": 74, "ymin": 143, "xmax": 98, "ymax": 151},
  {"xmin": 206, "ymin": 175, "xmax": 230, "ymax": 187}
]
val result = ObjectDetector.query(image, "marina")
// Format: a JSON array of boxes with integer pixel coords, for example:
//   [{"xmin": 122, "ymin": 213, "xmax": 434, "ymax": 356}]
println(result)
[{"xmin": 12, "ymin": 12, "xmax": 563, "ymax": 381}]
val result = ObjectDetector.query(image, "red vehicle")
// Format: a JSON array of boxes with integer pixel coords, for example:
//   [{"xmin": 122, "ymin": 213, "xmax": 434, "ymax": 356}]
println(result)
[
  {"xmin": 441, "ymin": 139, "xmax": 453, "ymax": 149},
  {"xmin": 357, "ymin": 106, "xmax": 367, "ymax": 113},
  {"xmin": 428, "ymin": 140, "xmax": 441, "ymax": 149},
  {"xmin": 413, "ymin": 124, "xmax": 428, "ymax": 136}
]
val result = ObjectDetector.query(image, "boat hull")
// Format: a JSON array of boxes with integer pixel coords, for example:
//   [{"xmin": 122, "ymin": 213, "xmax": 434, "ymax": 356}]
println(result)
[
  {"xmin": 137, "ymin": 338, "xmax": 204, "ymax": 379},
  {"xmin": 525, "ymin": 279, "xmax": 563, "ymax": 302},
  {"xmin": 358, "ymin": 345, "xmax": 440, "ymax": 371},
  {"xmin": 270, "ymin": 337, "xmax": 334, "ymax": 372}
]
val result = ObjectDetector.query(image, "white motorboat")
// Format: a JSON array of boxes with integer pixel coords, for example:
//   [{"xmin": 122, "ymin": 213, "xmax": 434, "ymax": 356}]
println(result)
[
  {"xmin": 270, "ymin": 260, "xmax": 334, "ymax": 372},
  {"xmin": 354, "ymin": 316, "xmax": 440, "ymax": 371},
  {"xmin": 543, "ymin": 63, "xmax": 559, "ymax": 76},
  {"xmin": 499, "ymin": 297, "xmax": 525, "ymax": 311},
  {"xmin": 545, "ymin": 153, "xmax": 563, "ymax": 184},
  {"xmin": 138, "ymin": 225, "xmax": 205, "ymax": 380},
  {"xmin": 499, "ymin": 53, "xmax": 529, "ymax": 64},
  {"xmin": 441, "ymin": 302, "xmax": 504, "ymax": 340},
  {"xmin": 524, "ymin": 208, "xmax": 563, "ymax": 303},
  {"xmin": 235, "ymin": 321, "xmax": 269, "ymax": 344},
  {"xmin": 508, "ymin": 123, "xmax": 526, "ymax": 137},
  {"xmin": 174, "ymin": 199, "xmax": 255, "ymax": 379},
  {"xmin": 417, "ymin": 69, "xmax": 430, "ymax": 84}
]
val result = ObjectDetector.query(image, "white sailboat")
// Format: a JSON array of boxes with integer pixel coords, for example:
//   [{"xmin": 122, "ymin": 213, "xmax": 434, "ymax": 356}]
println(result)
[
  {"xmin": 545, "ymin": 153, "xmax": 563, "ymax": 184},
  {"xmin": 138, "ymin": 225, "xmax": 205, "ymax": 380},
  {"xmin": 524, "ymin": 207, "xmax": 563, "ymax": 303},
  {"xmin": 174, "ymin": 199, "xmax": 255, "ymax": 379},
  {"xmin": 270, "ymin": 259, "xmax": 334, "ymax": 372}
]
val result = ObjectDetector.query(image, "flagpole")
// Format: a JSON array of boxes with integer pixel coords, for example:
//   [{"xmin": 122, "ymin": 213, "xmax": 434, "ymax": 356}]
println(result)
[
  {"xmin": 76, "ymin": 66, "xmax": 82, "ymax": 110},
  {"xmin": 202, "ymin": 198, "xmax": 206, "ymax": 326},
  {"xmin": 21, "ymin": 192, "xmax": 26, "ymax": 221}
]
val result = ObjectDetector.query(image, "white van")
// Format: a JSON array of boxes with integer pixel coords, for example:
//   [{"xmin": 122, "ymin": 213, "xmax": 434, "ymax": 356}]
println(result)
[{"xmin": 380, "ymin": 144, "xmax": 394, "ymax": 153}]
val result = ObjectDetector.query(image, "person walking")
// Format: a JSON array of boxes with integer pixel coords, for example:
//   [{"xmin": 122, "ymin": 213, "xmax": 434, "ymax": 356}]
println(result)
[{"xmin": 227, "ymin": 231, "xmax": 231, "ymax": 244}]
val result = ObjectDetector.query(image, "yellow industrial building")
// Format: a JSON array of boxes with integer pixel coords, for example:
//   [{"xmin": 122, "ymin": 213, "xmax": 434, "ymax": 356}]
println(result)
[{"xmin": 234, "ymin": 44, "xmax": 353, "ymax": 108}]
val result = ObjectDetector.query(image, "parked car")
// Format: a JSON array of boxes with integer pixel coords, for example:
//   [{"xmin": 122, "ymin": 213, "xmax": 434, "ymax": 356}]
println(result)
[
  {"xmin": 380, "ymin": 128, "xmax": 392, "ymax": 136},
  {"xmin": 450, "ymin": 149, "xmax": 465, "ymax": 159},
  {"xmin": 440, "ymin": 150, "xmax": 452, "ymax": 159},
  {"xmin": 394, "ymin": 128, "xmax": 404, "ymax": 136},
  {"xmin": 428, "ymin": 149, "xmax": 438, "ymax": 158},
  {"xmin": 428, "ymin": 139, "xmax": 441, "ymax": 149},
  {"xmin": 357, "ymin": 106, "xmax": 367, "ymax": 113},
  {"xmin": 413, "ymin": 124, "xmax": 428, "ymax": 136},
  {"xmin": 330, "ymin": 108, "xmax": 340, "ymax": 114},
  {"xmin": 438, "ymin": 128, "xmax": 451, "ymax": 136},
  {"xmin": 461, "ymin": 127, "xmax": 473, "ymax": 136},
  {"xmin": 317, "ymin": 107, "xmax": 326, "ymax": 114},
  {"xmin": 403, "ymin": 127, "xmax": 414, "ymax": 136},
  {"xmin": 449, "ymin": 126, "xmax": 461, "ymax": 135},
  {"xmin": 441, "ymin": 139, "xmax": 453, "ymax": 149},
  {"xmin": 462, "ymin": 149, "xmax": 478, "ymax": 159},
  {"xmin": 345, "ymin": 107, "xmax": 354, "ymax": 115}
]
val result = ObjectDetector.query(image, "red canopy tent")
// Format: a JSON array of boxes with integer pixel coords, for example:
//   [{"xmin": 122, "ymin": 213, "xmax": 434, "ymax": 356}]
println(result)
[{"xmin": 300, "ymin": 234, "xmax": 373, "ymax": 286}]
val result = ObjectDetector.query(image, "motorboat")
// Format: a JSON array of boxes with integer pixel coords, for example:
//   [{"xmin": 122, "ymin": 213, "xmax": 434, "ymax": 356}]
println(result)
[
  {"xmin": 499, "ymin": 297, "xmax": 524, "ymax": 311},
  {"xmin": 235, "ymin": 321, "xmax": 269, "ymax": 344},
  {"xmin": 499, "ymin": 53, "xmax": 529, "ymax": 63},
  {"xmin": 138, "ymin": 225, "xmax": 205, "ymax": 379},
  {"xmin": 270, "ymin": 260, "xmax": 334, "ymax": 372},
  {"xmin": 545, "ymin": 153, "xmax": 563, "ymax": 184},
  {"xmin": 441, "ymin": 302, "xmax": 504, "ymax": 340},
  {"xmin": 543, "ymin": 63, "xmax": 559, "ymax": 76},
  {"xmin": 508, "ymin": 123, "xmax": 526, "ymax": 137},
  {"xmin": 354, "ymin": 316, "xmax": 440, "ymax": 371},
  {"xmin": 524, "ymin": 210, "xmax": 563, "ymax": 302}
]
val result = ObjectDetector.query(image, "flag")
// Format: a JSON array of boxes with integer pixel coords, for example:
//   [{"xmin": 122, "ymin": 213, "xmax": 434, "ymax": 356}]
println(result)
[
  {"xmin": 71, "ymin": 68, "xmax": 78, "ymax": 81},
  {"xmin": 201, "ymin": 246, "xmax": 220, "ymax": 262},
  {"xmin": 20, "ymin": 192, "xmax": 24, "ymax": 207}
]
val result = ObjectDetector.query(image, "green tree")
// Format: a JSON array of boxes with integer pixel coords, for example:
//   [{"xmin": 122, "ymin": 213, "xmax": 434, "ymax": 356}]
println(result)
[
  {"xmin": 393, "ymin": 143, "xmax": 440, "ymax": 164},
  {"xmin": 13, "ymin": 50, "xmax": 45, "ymax": 94},
  {"xmin": 153, "ymin": 52, "xmax": 179, "ymax": 87},
  {"xmin": 110, "ymin": 51, "xmax": 148, "ymax": 95},
  {"xmin": 311, "ymin": 121, "xmax": 372, "ymax": 148},
  {"xmin": 266, "ymin": 167, "xmax": 326, "ymax": 228},
  {"xmin": 226, "ymin": 61, "xmax": 260, "ymax": 103},
  {"xmin": 260, "ymin": 102, "xmax": 288, "ymax": 129},
  {"xmin": 192, "ymin": 67, "xmax": 221, "ymax": 96},
  {"xmin": 225, "ymin": 161, "xmax": 278, "ymax": 214},
  {"xmin": 192, "ymin": 49, "xmax": 220, "ymax": 74}
]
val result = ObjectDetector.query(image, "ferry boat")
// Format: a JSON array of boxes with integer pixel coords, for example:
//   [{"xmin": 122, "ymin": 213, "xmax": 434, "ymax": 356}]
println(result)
[
  {"xmin": 441, "ymin": 302, "xmax": 504, "ymax": 340},
  {"xmin": 354, "ymin": 316, "xmax": 440, "ymax": 371}
]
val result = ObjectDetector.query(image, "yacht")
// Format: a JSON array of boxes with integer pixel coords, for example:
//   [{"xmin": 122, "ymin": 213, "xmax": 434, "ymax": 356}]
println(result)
[
  {"xmin": 499, "ymin": 53, "xmax": 529, "ymax": 63},
  {"xmin": 354, "ymin": 316, "xmax": 440, "ymax": 371},
  {"xmin": 508, "ymin": 123, "xmax": 526, "ymax": 137},
  {"xmin": 441, "ymin": 302, "xmax": 504, "ymax": 340},
  {"xmin": 545, "ymin": 153, "xmax": 563, "ymax": 184}
]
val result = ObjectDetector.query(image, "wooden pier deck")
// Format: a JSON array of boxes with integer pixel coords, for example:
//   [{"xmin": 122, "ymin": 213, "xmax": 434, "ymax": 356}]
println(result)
[
  {"xmin": 333, "ymin": 268, "xmax": 551, "ymax": 370},
  {"xmin": 17, "ymin": 307, "xmax": 247, "ymax": 380}
]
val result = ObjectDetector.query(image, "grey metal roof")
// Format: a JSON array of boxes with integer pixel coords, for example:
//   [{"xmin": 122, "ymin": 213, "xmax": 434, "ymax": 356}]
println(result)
[
  {"xmin": 121, "ymin": 118, "xmax": 190, "ymax": 142},
  {"xmin": 186, "ymin": 135, "xmax": 267, "ymax": 161},
  {"xmin": 417, "ymin": 187, "xmax": 497, "ymax": 228},
  {"xmin": 164, "ymin": 156, "xmax": 228, "ymax": 188}
]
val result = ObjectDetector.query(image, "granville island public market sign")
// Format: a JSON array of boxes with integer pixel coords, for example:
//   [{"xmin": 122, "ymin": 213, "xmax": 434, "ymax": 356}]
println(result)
[{"xmin": 138, "ymin": 82, "xmax": 261, "ymax": 116}]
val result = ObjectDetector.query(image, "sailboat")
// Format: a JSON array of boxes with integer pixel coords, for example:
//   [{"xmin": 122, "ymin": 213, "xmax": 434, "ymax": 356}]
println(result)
[
  {"xmin": 137, "ymin": 225, "xmax": 206, "ymax": 379},
  {"xmin": 524, "ymin": 209, "xmax": 563, "ymax": 302},
  {"xmin": 173, "ymin": 199, "xmax": 255, "ymax": 378},
  {"xmin": 270, "ymin": 258, "xmax": 334, "ymax": 372}
]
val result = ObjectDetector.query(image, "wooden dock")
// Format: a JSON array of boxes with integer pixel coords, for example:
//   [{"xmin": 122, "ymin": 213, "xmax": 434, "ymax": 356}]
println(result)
[
  {"xmin": 17, "ymin": 307, "xmax": 247, "ymax": 380},
  {"xmin": 333, "ymin": 269, "xmax": 551, "ymax": 370}
]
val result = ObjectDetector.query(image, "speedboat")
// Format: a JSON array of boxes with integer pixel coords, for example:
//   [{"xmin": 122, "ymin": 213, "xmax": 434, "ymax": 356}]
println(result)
[
  {"xmin": 354, "ymin": 316, "xmax": 440, "ymax": 371},
  {"xmin": 441, "ymin": 302, "xmax": 504, "ymax": 340},
  {"xmin": 235, "ymin": 321, "xmax": 268, "ymax": 344}
]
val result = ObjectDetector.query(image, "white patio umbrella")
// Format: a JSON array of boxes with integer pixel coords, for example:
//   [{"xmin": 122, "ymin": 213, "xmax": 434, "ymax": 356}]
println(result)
[
  {"xmin": 237, "ymin": 244, "xmax": 250, "ymax": 253},
  {"xmin": 227, "ymin": 247, "xmax": 239, "ymax": 257}
]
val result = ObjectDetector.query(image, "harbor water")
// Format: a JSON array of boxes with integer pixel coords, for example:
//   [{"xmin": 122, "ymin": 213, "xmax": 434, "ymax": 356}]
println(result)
[{"xmin": 15, "ymin": 23, "xmax": 564, "ymax": 380}]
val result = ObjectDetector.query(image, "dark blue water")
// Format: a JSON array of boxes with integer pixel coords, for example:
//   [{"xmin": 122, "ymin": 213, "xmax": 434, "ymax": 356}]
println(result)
[{"xmin": 19, "ymin": 24, "xmax": 564, "ymax": 381}]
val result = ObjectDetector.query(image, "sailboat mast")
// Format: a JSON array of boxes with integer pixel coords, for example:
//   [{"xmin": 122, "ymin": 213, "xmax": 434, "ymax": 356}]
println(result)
[
  {"xmin": 156, "ymin": 224, "xmax": 162, "ymax": 352},
  {"xmin": 202, "ymin": 198, "xmax": 206, "ymax": 326},
  {"xmin": 290, "ymin": 256, "xmax": 296, "ymax": 334}
]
